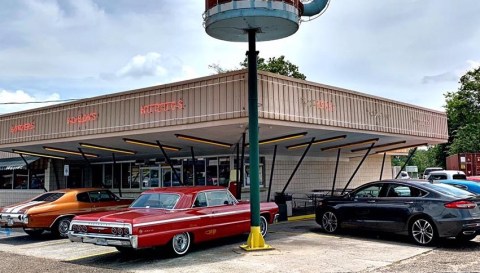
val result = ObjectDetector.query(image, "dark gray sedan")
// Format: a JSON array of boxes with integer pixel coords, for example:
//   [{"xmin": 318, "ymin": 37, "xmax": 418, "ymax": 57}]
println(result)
[{"xmin": 315, "ymin": 179, "xmax": 480, "ymax": 245}]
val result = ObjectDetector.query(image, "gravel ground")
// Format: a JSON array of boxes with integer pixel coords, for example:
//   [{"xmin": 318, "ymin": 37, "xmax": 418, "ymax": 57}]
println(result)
[{"xmin": 0, "ymin": 251, "xmax": 127, "ymax": 273}]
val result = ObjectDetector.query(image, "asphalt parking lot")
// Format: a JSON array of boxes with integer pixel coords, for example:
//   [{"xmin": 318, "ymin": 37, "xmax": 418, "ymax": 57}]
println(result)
[{"xmin": 1, "ymin": 218, "xmax": 479, "ymax": 273}]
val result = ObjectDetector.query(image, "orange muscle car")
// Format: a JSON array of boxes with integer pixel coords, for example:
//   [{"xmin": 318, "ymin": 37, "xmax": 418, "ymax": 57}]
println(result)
[{"xmin": 0, "ymin": 188, "xmax": 133, "ymax": 238}]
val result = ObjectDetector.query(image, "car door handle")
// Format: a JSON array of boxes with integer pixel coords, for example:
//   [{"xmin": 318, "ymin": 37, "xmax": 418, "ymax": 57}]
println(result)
[
  {"xmin": 404, "ymin": 201, "xmax": 414, "ymax": 204},
  {"xmin": 367, "ymin": 200, "xmax": 376, "ymax": 203}
]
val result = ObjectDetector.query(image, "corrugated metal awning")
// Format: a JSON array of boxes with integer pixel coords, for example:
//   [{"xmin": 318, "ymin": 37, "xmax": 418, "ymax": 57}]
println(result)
[{"xmin": 0, "ymin": 157, "xmax": 39, "ymax": 171}]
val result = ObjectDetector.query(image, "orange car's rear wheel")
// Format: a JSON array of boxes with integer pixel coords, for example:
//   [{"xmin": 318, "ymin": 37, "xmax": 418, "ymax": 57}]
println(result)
[{"xmin": 52, "ymin": 216, "xmax": 73, "ymax": 238}]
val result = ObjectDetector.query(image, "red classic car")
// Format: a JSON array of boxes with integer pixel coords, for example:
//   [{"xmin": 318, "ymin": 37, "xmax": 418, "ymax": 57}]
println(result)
[
  {"xmin": 68, "ymin": 186, "xmax": 279, "ymax": 256},
  {"xmin": 0, "ymin": 188, "xmax": 133, "ymax": 238}
]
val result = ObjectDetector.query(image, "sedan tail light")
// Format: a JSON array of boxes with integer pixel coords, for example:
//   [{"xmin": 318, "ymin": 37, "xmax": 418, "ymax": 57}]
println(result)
[{"xmin": 444, "ymin": 200, "xmax": 477, "ymax": 209}]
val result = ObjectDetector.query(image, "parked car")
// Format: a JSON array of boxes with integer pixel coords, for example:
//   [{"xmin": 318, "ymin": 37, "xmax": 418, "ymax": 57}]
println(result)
[
  {"xmin": 467, "ymin": 176, "xmax": 480, "ymax": 182},
  {"xmin": 427, "ymin": 170, "xmax": 467, "ymax": 181},
  {"xmin": 0, "ymin": 188, "xmax": 133, "ymax": 238},
  {"xmin": 437, "ymin": 179, "xmax": 480, "ymax": 194},
  {"xmin": 315, "ymin": 179, "xmax": 480, "ymax": 246},
  {"xmin": 68, "ymin": 186, "xmax": 279, "ymax": 256},
  {"xmin": 399, "ymin": 171, "xmax": 410, "ymax": 179},
  {"xmin": 422, "ymin": 167, "xmax": 443, "ymax": 179}
]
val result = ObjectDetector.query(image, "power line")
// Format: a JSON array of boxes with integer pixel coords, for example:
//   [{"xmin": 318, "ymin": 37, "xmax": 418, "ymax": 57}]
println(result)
[{"xmin": 0, "ymin": 99, "xmax": 79, "ymax": 105}]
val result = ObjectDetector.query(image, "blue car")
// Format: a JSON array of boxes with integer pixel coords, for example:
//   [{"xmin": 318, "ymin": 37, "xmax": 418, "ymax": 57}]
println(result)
[{"xmin": 438, "ymin": 179, "xmax": 480, "ymax": 194}]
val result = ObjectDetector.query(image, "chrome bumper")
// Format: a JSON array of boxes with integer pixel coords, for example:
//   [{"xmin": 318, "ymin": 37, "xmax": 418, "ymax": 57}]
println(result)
[
  {"xmin": 68, "ymin": 232, "xmax": 138, "ymax": 248},
  {"xmin": 0, "ymin": 213, "xmax": 27, "ymax": 227}
]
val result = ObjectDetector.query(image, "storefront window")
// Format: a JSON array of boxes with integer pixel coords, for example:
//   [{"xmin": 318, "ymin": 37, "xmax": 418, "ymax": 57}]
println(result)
[
  {"xmin": 0, "ymin": 173, "xmax": 13, "ymax": 189},
  {"xmin": 182, "ymin": 159, "xmax": 195, "ymax": 186},
  {"xmin": 141, "ymin": 167, "xmax": 159, "ymax": 188},
  {"xmin": 195, "ymin": 159, "xmax": 206, "ymax": 186},
  {"xmin": 104, "ymin": 164, "xmax": 113, "ymax": 189},
  {"xmin": 234, "ymin": 157, "xmax": 265, "ymax": 188},
  {"xmin": 14, "ymin": 170, "xmax": 29, "ymax": 189},
  {"xmin": 129, "ymin": 165, "xmax": 140, "ymax": 189},
  {"xmin": 91, "ymin": 165, "xmax": 103, "ymax": 188}
]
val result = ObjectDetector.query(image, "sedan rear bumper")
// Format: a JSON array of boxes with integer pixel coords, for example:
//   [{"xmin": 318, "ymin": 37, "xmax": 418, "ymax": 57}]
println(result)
[
  {"xmin": 68, "ymin": 232, "xmax": 138, "ymax": 248},
  {"xmin": 436, "ymin": 218, "xmax": 480, "ymax": 237}
]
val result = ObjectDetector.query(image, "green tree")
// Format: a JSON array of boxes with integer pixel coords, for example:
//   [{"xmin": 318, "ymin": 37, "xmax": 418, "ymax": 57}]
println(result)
[
  {"xmin": 239, "ymin": 55, "xmax": 307, "ymax": 80},
  {"xmin": 391, "ymin": 146, "xmax": 444, "ymax": 174},
  {"xmin": 445, "ymin": 66, "xmax": 480, "ymax": 155}
]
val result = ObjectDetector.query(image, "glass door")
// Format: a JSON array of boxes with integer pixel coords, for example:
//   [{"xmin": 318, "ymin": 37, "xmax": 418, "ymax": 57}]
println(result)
[{"xmin": 161, "ymin": 165, "xmax": 182, "ymax": 187}]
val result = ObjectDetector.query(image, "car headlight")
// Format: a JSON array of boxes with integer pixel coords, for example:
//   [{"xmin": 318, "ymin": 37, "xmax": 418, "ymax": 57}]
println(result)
[{"xmin": 22, "ymin": 214, "xmax": 29, "ymax": 224}]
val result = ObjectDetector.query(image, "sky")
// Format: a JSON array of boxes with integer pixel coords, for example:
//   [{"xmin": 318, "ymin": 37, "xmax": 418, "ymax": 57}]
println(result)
[{"xmin": 0, "ymin": 0, "xmax": 479, "ymax": 114}]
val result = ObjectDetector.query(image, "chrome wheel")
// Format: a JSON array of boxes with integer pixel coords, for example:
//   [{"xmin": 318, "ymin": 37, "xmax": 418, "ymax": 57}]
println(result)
[
  {"xmin": 260, "ymin": 216, "xmax": 268, "ymax": 237},
  {"xmin": 321, "ymin": 211, "xmax": 338, "ymax": 233},
  {"xmin": 171, "ymin": 232, "xmax": 191, "ymax": 256},
  {"xmin": 411, "ymin": 218, "xmax": 435, "ymax": 245},
  {"xmin": 53, "ymin": 217, "xmax": 72, "ymax": 238}
]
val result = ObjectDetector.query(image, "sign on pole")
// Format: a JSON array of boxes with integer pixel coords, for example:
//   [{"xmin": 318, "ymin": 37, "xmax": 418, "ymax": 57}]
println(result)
[{"xmin": 64, "ymin": 165, "xmax": 70, "ymax": 177}]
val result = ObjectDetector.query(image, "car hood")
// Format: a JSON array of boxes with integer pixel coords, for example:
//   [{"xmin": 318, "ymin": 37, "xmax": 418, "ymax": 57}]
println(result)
[{"xmin": 72, "ymin": 208, "xmax": 179, "ymax": 225}]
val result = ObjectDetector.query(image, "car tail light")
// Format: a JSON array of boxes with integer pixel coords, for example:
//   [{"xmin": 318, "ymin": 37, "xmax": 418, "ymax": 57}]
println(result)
[
  {"xmin": 112, "ymin": 227, "xmax": 117, "ymax": 235},
  {"xmin": 123, "ymin": 228, "xmax": 129, "ymax": 235},
  {"xmin": 72, "ymin": 225, "xmax": 79, "ymax": 232},
  {"xmin": 445, "ymin": 200, "xmax": 477, "ymax": 209}
]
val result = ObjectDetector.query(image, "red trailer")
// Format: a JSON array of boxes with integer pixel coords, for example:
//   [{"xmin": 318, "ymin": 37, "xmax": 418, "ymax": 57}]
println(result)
[{"xmin": 446, "ymin": 153, "xmax": 480, "ymax": 176}]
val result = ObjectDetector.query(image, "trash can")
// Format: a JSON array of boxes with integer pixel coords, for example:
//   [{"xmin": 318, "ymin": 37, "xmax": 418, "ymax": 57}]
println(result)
[{"xmin": 274, "ymin": 192, "xmax": 293, "ymax": 221}]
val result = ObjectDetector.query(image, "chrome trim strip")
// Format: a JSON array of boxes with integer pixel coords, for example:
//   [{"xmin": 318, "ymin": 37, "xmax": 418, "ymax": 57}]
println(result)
[{"xmin": 134, "ymin": 209, "xmax": 250, "ymax": 228}]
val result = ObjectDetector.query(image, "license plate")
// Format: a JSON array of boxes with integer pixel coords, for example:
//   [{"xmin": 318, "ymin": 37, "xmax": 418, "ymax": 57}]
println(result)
[
  {"xmin": 96, "ymin": 238, "xmax": 108, "ymax": 246},
  {"xmin": 7, "ymin": 218, "xmax": 13, "ymax": 226}
]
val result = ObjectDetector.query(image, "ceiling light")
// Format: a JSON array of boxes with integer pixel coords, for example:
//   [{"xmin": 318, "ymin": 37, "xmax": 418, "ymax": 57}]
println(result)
[
  {"xmin": 123, "ymin": 138, "xmax": 181, "ymax": 151},
  {"xmin": 321, "ymin": 138, "xmax": 380, "ymax": 151},
  {"xmin": 350, "ymin": 140, "xmax": 407, "ymax": 153},
  {"xmin": 286, "ymin": 135, "xmax": 347, "ymax": 150},
  {"xmin": 12, "ymin": 150, "xmax": 66, "ymax": 160},
  {"xmin": 43, "ymin": 147, "xmax": 99, "ymax": 158},
  {"xmin": 175, "ymin": 134, "xmax": 232, "ymax": 148},
  {"xmin": 375, "ymin": 143, "xmax": 429, "ymax": 154},
  {"xmin": 79, "ymin": 143, "xmax": 136, "ymax": 155}
]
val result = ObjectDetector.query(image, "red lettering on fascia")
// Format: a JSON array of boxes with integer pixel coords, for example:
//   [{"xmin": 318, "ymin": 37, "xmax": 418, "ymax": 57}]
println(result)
[
  {"xmin": 140, "ymin": 100, "xmax": 185, "ymax": 115},
  {"xmin": 315, "ymin": 100, "xmax": 335, "ymax": 112},
  {"xmin": 10, "ymin": 122, "xmax": 36, "ymax": 134},
  {"xmin": 67, "ymin": 112, "xmax": 98, "ymax": 125}
]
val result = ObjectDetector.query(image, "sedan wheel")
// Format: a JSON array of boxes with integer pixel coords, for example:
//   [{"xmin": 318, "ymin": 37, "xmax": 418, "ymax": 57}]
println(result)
[
  {"xmin": 52, "ymin": 217, "xmax": 72, "ymax": 238},
  {"xmin": 171, "ymin": 232, "xmax": 191, "ymax": 256},
  {"xmin": 321, "ymin": 211, "xmax": 339, "ymax": 233},
  {"xmin": 260, "ymin": 216, "xmax": 268, "ymax": 237},
  {"xmin": 410, "ymin": 218, "xmax": 436, "ymax": 246}
]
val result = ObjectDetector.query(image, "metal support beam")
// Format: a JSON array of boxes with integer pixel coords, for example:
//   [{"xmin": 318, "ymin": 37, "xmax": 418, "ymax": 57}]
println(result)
[
  {"xmin": 281, "ymin": 137, "xmax": 315, "ymax": 195},
  {"xmin": 112, "ymin": 153, "xmax": 122, "ymax": 197},
  {"xmin": 342, "ymin": 143, "xmax": 374, "ymax": 195},
  {"xmin": 241, "ymin": 29, "xmax": 272, "ymax": 251},
  {"xmin": 380, "ymin": 152, "xmax": 387, "ymax": 180},
  {"xmin": 78, "ymin": 148, "xmax": 91, "ymax": 166},
  {"xmin": 19, "ymin": 154, "xmax": 31, "ymax": 188},
  {"xmin": 190, "ymin": 146, "xmax": 196, "ymax": 186},
  {"xmin": 156, "ymin": 141, "xmax": 183, "ymax": 185},
  {"xmin": 267, "ymin": 145, "xmax": 277, "ymax": 202},
  {"xmin": 331, "ymin": 148, "xmax": 341, "ymax": 197},
  {"xmin": 236, "ymin": 143, "xmax": 240, "ymax": 188},
  {"xmin": 52, "ymin": 160, "xmax": 60, "ymax": 189},
  {"xmin": 239, "ymin": 132, "xmax": 246, "ymax": 200},
  {"xmin": 395, "ymin": 147, "xmax": 418, "ymax": 179}
]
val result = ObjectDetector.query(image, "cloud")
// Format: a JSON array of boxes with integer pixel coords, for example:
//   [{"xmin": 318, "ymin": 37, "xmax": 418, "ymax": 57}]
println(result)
[
  {"xmin": 0, "ymin": 89, "xmax": 61, "ymax": 114},
  {"xmin": 105, "ymin": 52, "xmax": 198, "ymax": 83},
  {"xmin": 115, "ymin": 52, "xmax": 167, "ymax": 78},
  {"xmin": 422, "ymin": 72, "xmax": 458, "ymax": 84}
]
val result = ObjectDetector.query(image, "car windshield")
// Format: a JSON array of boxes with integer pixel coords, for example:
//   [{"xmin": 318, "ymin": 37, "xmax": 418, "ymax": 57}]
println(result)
[
  {"xmin": 32, "ymin": 192, "xmax": 65, "ymax": 202},
  {"xmin": 130, "ymin": 193, "xmax": 180, "ymax": 209},
  {"xmin": 427, "ymin": 183, "xmax": 475, "ymax": 197}
]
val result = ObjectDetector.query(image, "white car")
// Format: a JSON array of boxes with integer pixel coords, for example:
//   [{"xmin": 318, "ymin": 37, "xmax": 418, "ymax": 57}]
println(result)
[
  {"xmin": 422, "ymin": 167, "xmax": 443, "ymax": 179},
  {"xmin": 426, "ymin": 170, "xmax": 466, "ymax": 181}
]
